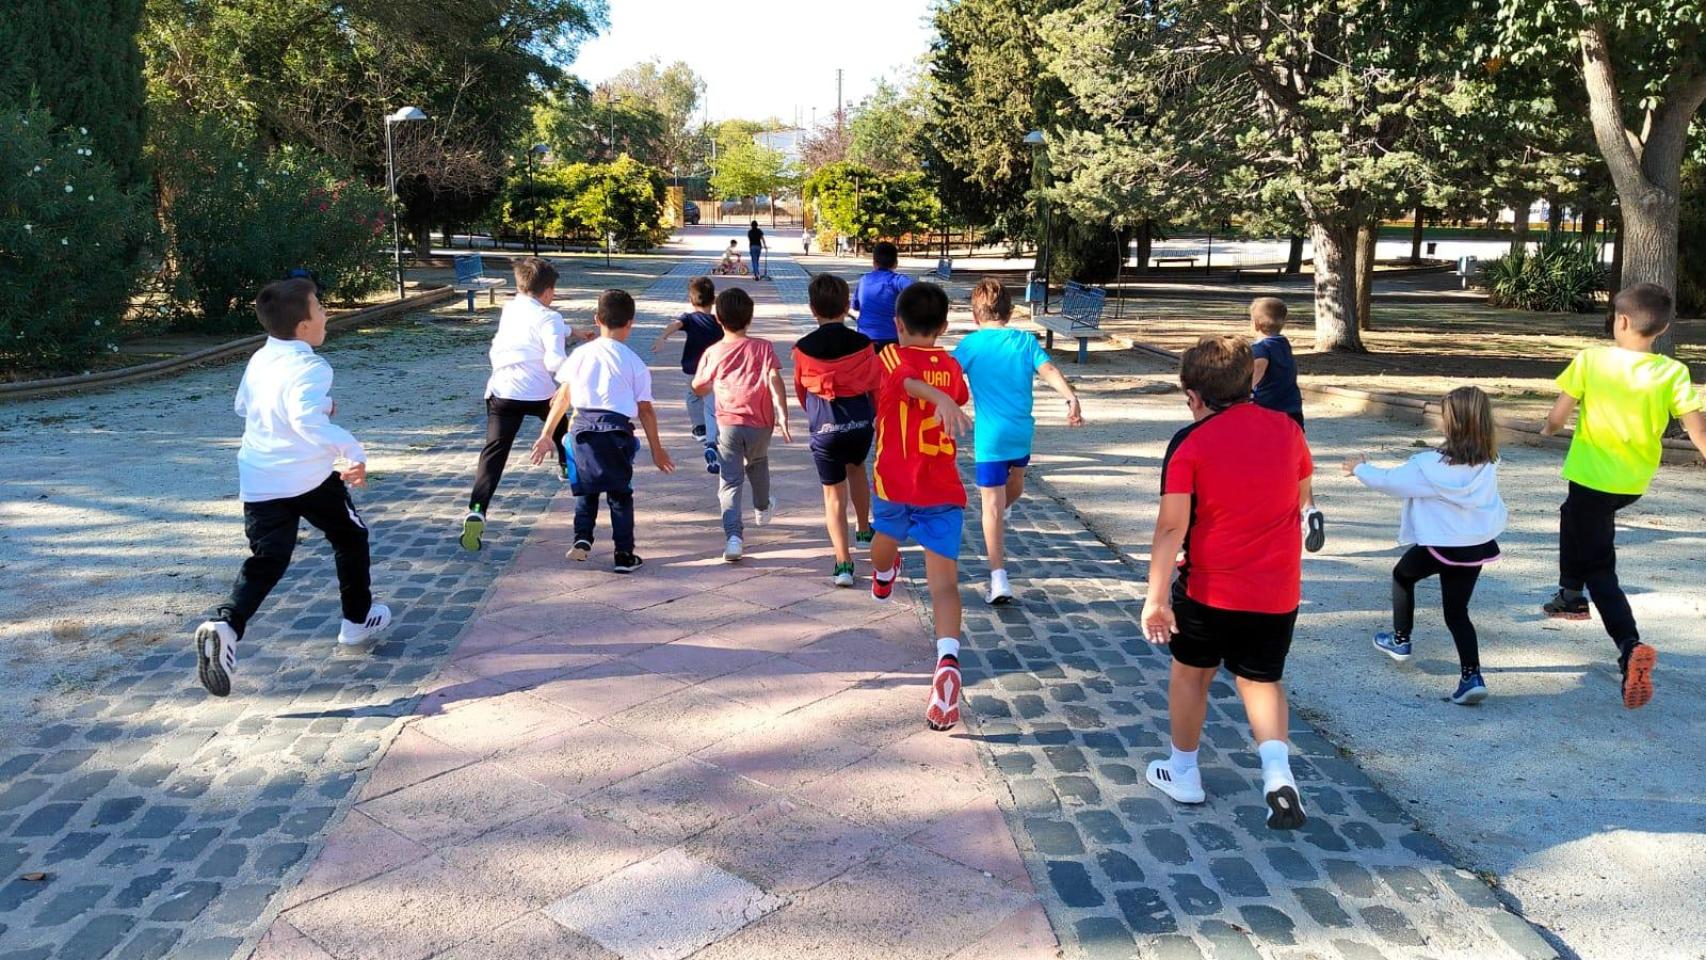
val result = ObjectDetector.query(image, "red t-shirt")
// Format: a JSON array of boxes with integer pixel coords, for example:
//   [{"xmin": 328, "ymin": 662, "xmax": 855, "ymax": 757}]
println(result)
[
  {"xmin": 873, "ymin": 344, "xmax": 970, "ymax": 507},
  {"xmin": 1161, "ymin": 402, "xmax": 1312, "ymax": 614},
  {"xmin": 692, "ymin": 336, "xmax": 781, "ymax": 429}
]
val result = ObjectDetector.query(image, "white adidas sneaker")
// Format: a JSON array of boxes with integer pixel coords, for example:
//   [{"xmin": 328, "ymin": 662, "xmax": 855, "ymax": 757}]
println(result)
[
  {"xmin": 1145, "ymin": 759, "xmax": 1206, "ymax": 804},
  {"xmin": 337, "ymin": 603, "xmax": 393, "ymax": 649},
  {"xmin": 194, "ymin": 620, "xmax": 238, "ymax": 697}
]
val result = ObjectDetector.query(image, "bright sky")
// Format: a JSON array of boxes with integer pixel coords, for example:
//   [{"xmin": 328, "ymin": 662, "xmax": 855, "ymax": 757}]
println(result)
[{"xmin": 569, "ymin": 0, "xmax": 936, "ymax": 125}]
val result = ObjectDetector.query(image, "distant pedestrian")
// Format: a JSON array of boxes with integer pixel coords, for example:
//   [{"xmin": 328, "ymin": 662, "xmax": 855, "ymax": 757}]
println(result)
[
  {"xmin": 748, "ymin": 220, "xmax": 766, "ymax": 277},
  {"xmin": 851, "ymin": 241, "xmax": 913, "ymax": 351},
  {"xmin": 801, "ymin": 225, "xmax": 814, "ymax": 256},
  {"xmin": 1348, "ymin": 386, "xmax": 1507, "ymax": 705}
]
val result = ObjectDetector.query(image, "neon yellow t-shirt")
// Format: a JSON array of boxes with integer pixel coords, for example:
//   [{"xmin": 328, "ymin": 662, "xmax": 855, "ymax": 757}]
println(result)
[{"xmin": 1558, "ymin": 346, "xmax": 1702, "ymax": 495}]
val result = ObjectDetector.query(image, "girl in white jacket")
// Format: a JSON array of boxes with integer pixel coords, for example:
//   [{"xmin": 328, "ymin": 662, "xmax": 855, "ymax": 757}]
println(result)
[{"xmin": 1345, "ymin": 386, "xmax": 1507, "ymax": 704}]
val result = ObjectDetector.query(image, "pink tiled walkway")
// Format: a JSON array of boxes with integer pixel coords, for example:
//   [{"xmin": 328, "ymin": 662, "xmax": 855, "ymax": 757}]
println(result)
[{"xmin": 254, "ymin": 262, "xmax": 1055, "ymax": 959}]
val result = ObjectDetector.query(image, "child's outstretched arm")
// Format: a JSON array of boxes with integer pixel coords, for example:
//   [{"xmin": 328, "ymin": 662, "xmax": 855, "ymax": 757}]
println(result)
[
  {"xmin": 651, "ymin": 319, "xmax": 684, "ymax": 355},
  {"xmin": 1037, "ymin": 361, "xmax": 1085, "ymax": 426},
  {"xmin": 1141, "ymin": 493, "xmax": 1191, "ymax": 646},
  {"xmin": 636, "ymin": 400, "xmax": 676, "ymax": 473},
  {"xmin": 1540, "ymin": 393, "xmax": 1577, "ymax": 437},
  {"xmin": 903, "ymin": 378, "xmax": 971, "ymax": 437},
  {"xmin": 1682, "ymin": 410, "xmax": 1706, "ymax": 459},
  {"xmin": 768, "ymin": 368, "xmax": 793, "ymax": 443},
  {"xmin": 529, "ymin": 382, "xmax": 575, "ymax": 464},
  {"xmin": 1250, "ymin": 356, "xmax": 1269, "ymax": 393}
]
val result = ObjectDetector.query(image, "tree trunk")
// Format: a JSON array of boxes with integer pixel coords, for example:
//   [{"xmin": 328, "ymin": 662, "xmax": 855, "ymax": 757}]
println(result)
[
  {"xmin": 1409, "ymin": 206, "xmax": 1425, "ymax": 263},
  {"xmin": 1618, "ymin": 199, "xmax": 1682, "ymax": 350},
  {"xmin": 1610, "ymin": 217, "xmax": 1625, "ymax": 291},
  {"xmin": 1285, "ymin": 233, "xmax": 1305, "ymax": 274},
  {"xmin": 1134, "ymin": 220, "xmax": 1154, "ymax": 275},
  {"xmin": 1582, "ymin": 200, "xmax": 1600, "ymax": 239},
  {"xmin": 1355, "ymin": 220, "xmax": 1378, "ymax": 331},
  {"xmin": 1510, "ymin": 194, "xmax": 1532, "ymax": 255},
  {"xmin": 1310, "ymin": 216, "xmax": 1366, "ymax": 352},
  {"xmin": 1547, "ymin": 195, "xmax": 1564, "ymax": 235}
]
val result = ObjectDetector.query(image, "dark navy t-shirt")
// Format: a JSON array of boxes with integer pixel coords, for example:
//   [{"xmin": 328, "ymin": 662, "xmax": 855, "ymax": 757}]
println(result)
[
  {"xmin": 1251, "ymin": 335, "xmax": 1303, "ymax": 414},
  {"xmin": 677, "ymin": 311, "xmax": 722, "ymax": 375}
]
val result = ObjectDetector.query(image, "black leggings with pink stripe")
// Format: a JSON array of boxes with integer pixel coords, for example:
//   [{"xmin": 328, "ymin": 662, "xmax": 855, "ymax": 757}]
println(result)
[{"xmin": 1392, "ymin": 544, "xmax": 1488, "ymax": 673}]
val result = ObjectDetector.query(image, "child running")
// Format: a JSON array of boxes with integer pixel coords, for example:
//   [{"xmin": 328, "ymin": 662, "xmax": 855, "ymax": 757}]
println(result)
[
  {"xmin": 868, "ymin": 283, "xmax": 974, "ymax": 731},
  {"xmin": 461, "ymin": 257, "xmax": 592, "ymax": 552},
  {"xmin": 1249, "ymin": 297, "xmax": 1325, "ymax": 553},
  {"xmin": 1539, "ymin": 282, "xmax": 1706, "ymax": 708},
  {"xmin": 529, "ymin": 289, "xmax": 675, "ymax": 572},
  {"xmin": 692, "ymin": 287, "xmax": 792, "ymax": 562},
  {"xmin": 1347, "ymin": 386, "xmax": 1507, "ymax": 705},
  {"xmin": 793, "ymin": 273, "xmax": 881, "ymax": 586},
  {"xmin": 194, "ymin": 278, "xmax": 392, "ymax": 697},
  {"xmin": 651, "ymin": 275, "xmax": 723, "ymax": 474},
  {"xmin": 953, "ymin": 278, "xmax": 1084, "ymax": 604},
  {"xmin": 1142, "ymin": 335, "xmax": 1311, "ymax": 829},
  {"xmin": 851, "ymin": 241, "xmax": 913, "ymax": 351}
]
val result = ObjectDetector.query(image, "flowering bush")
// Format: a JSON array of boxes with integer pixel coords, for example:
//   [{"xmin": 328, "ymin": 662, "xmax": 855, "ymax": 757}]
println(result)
[
  {"xmin": 153, "ymin": 114, "xmax": 390, "ymax": 330},
  {"xmin": 0, "ymin": 104, "xmax": 142, "ymax": 369}
]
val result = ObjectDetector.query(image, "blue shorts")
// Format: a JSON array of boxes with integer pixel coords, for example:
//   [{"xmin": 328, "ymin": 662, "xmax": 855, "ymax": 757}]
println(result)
[
  {"xmin": 975, "ymin": 455, "xmax": 1031, "ymax": 488},
  {"xmin": 871, "ymin": 497, "xmax": 964, "ymax": 561}
]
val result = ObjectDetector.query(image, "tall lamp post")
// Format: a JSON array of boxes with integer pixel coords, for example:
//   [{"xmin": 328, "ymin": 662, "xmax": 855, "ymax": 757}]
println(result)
[
  {"xmin": 385, "ymin": 106, "xmax": 428, "ymax": 300},
  {"xmin": 1023, "ymin": 130, "xmax": 1053, "ymax": 315},
  {"xmin": 526, "ymin": 143, "xmax": 548, "ymax": 255}
]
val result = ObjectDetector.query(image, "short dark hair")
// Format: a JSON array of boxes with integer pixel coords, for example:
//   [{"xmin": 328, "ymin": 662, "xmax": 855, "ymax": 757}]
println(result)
[
  {"xmin": 808, "ymin": 273, "xmax": 850, "ymax": 319},
  {"xmin": 256, "ymin": 278, "xmax": 319, "ymax": 339},
  {"xmin": 716, "ymin": 287, "xmax": 754, "ymax": 331},
  {"xmin": 896, "ymin": 282, "xmax": 950, "ymax": 337},
  {"xmin": 688, "ymin": 276, "xmax": 716, "ymax": 308},
  {"xmin": 970, "ymin": 278, "xmax": 1011, "ymax": 324},
  {"xmin": 514, "ymin": 257, "xmax": 558, "ymax": 297},
  {"xmin": 1613, "ymin": 282, "xmax": 1673, "ymax": 337},
  {"xmin": 872, "ymin": 241, "xmax": 899, "ymax": 269},
  {"xmin": 1250, "ymin": 297, "xmax": 1288, "ymax": 335},
  {"xmin": 596, "ymin": 289, "xmax": 636, "ymax": 329},
  {"xmin": 1179, "ymin": 335, "xmax": 1253, "ymax": 410}
]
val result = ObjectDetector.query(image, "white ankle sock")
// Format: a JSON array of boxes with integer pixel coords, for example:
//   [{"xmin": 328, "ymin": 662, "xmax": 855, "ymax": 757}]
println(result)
[
  {"xmin": 1169, "ymin": 745, "xmax": 1198, "ymax": 775},
  {"xmin": 875, "ymin": 564, "xmax": 898, "ymax": 583},
  {"xmin": 1257, "ymin": 739, "xmax": 1292, "ymax": 783},
  {"xmin": 936, "ymin": 637, "xmax": 960, "ymax": 661}
]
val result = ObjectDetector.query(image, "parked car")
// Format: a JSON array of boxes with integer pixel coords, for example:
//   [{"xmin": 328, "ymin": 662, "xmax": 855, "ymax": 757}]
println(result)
[{"xmin": 683, "ymin": 201, "xmax": 701, "ymax": 225}]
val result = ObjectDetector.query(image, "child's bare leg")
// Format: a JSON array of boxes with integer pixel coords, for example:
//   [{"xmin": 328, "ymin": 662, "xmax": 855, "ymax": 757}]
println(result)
[
  {"xmin": 1234, "ymin": 676, "xmax": 1289, "ymax": 744},
  {"xmin": 871, "ymin": 532, "xmax": 900, "ymax": 574},
  {"xmin": 980, "ymin": 486, "xmax": 1007, "ymax": 571},
  {"xmin": 1167, "ymin": 661, "xmax": 1217, "ymax": 751},
  {"xmin": 1236, "ymin": 674, "xmax": 1304, "ymax": 827},
  {"xmin": 847, "ymin": 463, "xmax": 872, "ymax": 532},
  {"xmin": 823, "ymin": 482, "xmax": 851, "ymax": 563},
  {"xmin": 923, "ymin": 551, "xmax": 962, "ymax": 642},
  {"xmin": 1005, "ymin": 467, "xmax": 1026, "ymax": 510},
  {"xmin": 1302, "ymin": 475, "xmax": 1316, "ymax": 510}
]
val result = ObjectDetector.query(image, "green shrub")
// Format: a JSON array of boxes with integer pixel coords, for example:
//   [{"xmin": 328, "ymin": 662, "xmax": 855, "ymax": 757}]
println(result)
[
  {"xmin": 0, "ymin": 102, "xmax": 142, "ymax": 370},
  {"xmin": 802, "ymin": 162, "xmax": 941, "ymax": 248},
  {"xmin": 499, "ymin": 155, "xmax": 668, "ymax": 249},
  {"xmin": 1481, "ymin": 234, "xmax": 1605, "ymax": 313},
  {"xmin": 152, "ymin": 113, "xmax": 389, "ymax": 330},
  {"xmin": 1678, "ymin": 160, "xmax": 1706, "ymax": 317}
]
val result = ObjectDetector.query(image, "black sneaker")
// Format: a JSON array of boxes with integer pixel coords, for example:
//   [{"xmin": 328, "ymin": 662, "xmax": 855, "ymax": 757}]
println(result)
[
  {"xmin": 613, "ymin": 552, "xmax": 644, "ymax": 574},
  {"xmin": 1542, "ymin": 590, "xmax": 1590, "ymax": 620}
]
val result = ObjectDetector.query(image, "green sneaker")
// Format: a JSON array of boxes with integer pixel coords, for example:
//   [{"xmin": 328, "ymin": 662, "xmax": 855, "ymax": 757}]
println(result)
[
  {"xmin": 832, "ymin": 561, "xmax": 856, "ymax": 588},
  {"xmin": 854, "ymin": 528, "xmax": 874, "ymax": 547},
  {"xmin": 459, "ymin": 510, "xmax": 485, "ymax": 552}
]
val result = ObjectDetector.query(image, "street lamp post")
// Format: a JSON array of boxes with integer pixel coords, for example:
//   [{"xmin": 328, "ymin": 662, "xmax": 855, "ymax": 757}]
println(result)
[
  {"xmin": 526, "ymin": 143, "xmax": 548, "ymax": 256},
  {"xmin": 385, "ymin": 106, "xmax": 428, "ymax": 300},
  {"xmin": 1023, "ymin": 129, "xmax": 1052, "ymax": 315}
]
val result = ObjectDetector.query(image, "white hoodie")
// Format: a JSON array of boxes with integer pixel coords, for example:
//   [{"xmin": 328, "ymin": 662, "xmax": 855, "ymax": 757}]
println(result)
[{"xmin": 1352, "ymin": 451, "xmax": 1506, "ymax": 547}]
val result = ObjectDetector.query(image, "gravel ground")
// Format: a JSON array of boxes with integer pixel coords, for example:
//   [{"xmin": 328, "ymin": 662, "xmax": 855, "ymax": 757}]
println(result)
[{"xmin": 1004, "ymin": 345, "xmax": 1706, "ymax": 960}]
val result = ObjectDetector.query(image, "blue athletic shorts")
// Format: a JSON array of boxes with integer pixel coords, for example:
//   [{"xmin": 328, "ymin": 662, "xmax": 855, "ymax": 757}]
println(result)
[
  {"xmin": 974, "ymin": 455, "xmax": 1031, "ymax": 488},
  {"xmin": 871, "ymin": 497, "xmax": 964, "ymax": 561}
]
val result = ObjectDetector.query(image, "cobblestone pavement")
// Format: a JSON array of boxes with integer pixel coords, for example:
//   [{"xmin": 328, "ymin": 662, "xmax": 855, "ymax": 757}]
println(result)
[{"xmin": 253, "ymin": 248, "xmax": 1051, "ymax": 960}]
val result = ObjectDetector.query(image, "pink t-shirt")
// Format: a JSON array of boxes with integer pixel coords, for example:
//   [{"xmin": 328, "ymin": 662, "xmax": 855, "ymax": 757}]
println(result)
[{"xmin": 693, "ymin": 336, "xmax": 781, "ymax": 429}]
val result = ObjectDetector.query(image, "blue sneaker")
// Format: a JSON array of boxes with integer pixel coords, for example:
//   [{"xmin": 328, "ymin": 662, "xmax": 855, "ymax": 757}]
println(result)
[
  {"xmin": 1373, "ymin": 632, "xmax": 1412, "ymax": 662},
  {"xmin": 1450, "ymin": 672, "xmax": 1488, "ymax": 705},
  {"xmin": 703, "ymin": 446, "xmax": 720, "ymax": 475}
]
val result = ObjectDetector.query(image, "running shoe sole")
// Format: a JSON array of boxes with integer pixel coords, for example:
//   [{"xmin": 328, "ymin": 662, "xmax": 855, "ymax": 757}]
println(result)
[
  {"xmin": 195, "ymin": 622, "xmax": 233, "ymax": 698},
  {"xmin": 459, "ymin": 514, "xmax": 484, "ymax": 552},
  {"xmin": 926, "ymin": 661, "xmax": 961, "ymax": 731},
  {"xmin": 613, "ymin": 556, "xmax": 643, "ymax": 574},
  {"xmin": 567, "ymin": 542, "xmax": 591, "ymax": 562},
  {"xmin": 1304, "ymin": 512, "xmax": 1325, "ymax": 553},
  {"xmin": 1623, "ymin": 644, "xmax": 1656, "ymax": 709},
  {"xmin": 1544, "ymin": 606, "xmax": 1591, "ymax": 621},
  {"xmin": 1265, "ymin": 785, "xmax": 1307, "ymax": 830}
]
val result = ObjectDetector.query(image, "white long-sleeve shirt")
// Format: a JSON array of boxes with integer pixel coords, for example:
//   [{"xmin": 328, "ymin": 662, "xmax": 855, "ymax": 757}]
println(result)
[
  {"xmin": 485, "ymin": 294, "xmax": 570, "ymax": 401},
  {"xmin": 235, "ymin": 337, "xmax": 365, "ymax": 502},
  {"xmin": 1353, "ymin": 451, "xmax": 1507, "ymax": 547}
]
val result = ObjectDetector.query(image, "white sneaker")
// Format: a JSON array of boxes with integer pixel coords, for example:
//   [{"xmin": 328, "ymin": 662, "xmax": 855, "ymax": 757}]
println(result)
[
  {"xmin": 1004, "ymin": 504, "xmax": 1013, "ymax": 523},
  {"xmin": 1145, "ymin": 759, "xmax": 1206, "ymax": 804},
  {"xmin": 337, "ymin": 603, "xmax": 392, "ymax": 648},
  {"xmin": 723, "ymin": 535, "xmax": 744, "ymax": 562},
  {"xmin": 753, "ymin": 496, "xmax": 776, "ymax": 527},
  {"xmin": 985, "ymin": 569, "xmax": 1015, "ymax": 605},
  {"xmin": 1262, "ymin": 765, "xmax": 1307, "ymax": 830},
  {"xmin": 194, "ymin": 620, "xmax": 238, "ymax": 697}
]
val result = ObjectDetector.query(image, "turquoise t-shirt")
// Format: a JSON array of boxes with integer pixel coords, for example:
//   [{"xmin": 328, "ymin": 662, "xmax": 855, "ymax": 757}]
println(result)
[{"xmin": 954, "ymin": 326, "xmax": 1051, "ymax": 462}]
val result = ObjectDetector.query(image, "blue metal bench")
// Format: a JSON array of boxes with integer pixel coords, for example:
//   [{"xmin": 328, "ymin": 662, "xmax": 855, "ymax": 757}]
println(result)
[
  {"xmin": 454, "ymin": 254, "xmax": 507, "ymax": 311},
  {"xmin": 1038, "ymin": 280, "xmax": 1110, "ymax": 364},
  {"xmin": 935, "ymin": 257, "xmax": 952, "ymax": 281}
]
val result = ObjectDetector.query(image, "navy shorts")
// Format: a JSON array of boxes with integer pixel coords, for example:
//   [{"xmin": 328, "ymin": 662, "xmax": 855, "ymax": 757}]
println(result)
[
  {"xmin": 810, "ymin": 427, "xmax": 874, "ymax": 485},
  {"xmin": 975, "ymin": 455, "xmax": 1031, "ymax": 488}
]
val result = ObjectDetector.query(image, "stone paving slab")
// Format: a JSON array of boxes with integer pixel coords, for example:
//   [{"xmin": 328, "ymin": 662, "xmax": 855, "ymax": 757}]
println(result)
[{"xmin": 257, "ymin": 250, "xmax": 1053, "ymax": 959}]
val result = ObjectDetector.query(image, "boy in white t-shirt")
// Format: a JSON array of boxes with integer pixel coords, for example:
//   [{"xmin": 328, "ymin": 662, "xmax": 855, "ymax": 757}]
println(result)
[
  {"xmin": 530, "ymin": 289, "xmax": 676, "ymax": 572},
  {"xmin": 460, "ymin": 257, "xmax": 594, "ymax": 552}
]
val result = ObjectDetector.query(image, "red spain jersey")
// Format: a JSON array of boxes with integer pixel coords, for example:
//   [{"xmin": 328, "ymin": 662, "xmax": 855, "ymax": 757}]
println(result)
[{"xmin": 873, "ymin": 344, "xmax": 970, "ymax": 507}]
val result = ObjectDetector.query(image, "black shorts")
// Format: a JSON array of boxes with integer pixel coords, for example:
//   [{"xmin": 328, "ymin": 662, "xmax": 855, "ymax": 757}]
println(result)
[
  {"xmin": 1168, "ymin": 582, "xmax": 1297, "ymax": 682},
  {"xmin": 810, "ymin": 427, "xmax": 874, "ymax": 485}
]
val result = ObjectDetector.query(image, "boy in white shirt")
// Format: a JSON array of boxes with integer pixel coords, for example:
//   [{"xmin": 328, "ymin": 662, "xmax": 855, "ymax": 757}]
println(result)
[
  {"xmin": 461, "ymin": 257, "xmax": 594, "ymax": 552},
  {"xmin": 530, "ymin": 289, "xmax": 676, "ymax": 572},
  {"xmin": 194, "ymin": 279, "xmax": 393, "ymax": 698}
]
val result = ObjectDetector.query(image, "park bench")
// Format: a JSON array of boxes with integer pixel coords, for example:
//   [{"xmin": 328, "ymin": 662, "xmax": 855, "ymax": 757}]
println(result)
[
  {"xmin": 1152, "ymin": 246, "xmax": 1206, "ymax": 268},
  {"xmin": 1037, "ymin": 280, "xmax": 1109, "ymax": 364},
  {"xmin": 453, "ymin": 253, "xmax": 507, "ymax": 311},
  {"xmin": 935, "ymin": 258, "xmax": 952, "ymax": 281}
]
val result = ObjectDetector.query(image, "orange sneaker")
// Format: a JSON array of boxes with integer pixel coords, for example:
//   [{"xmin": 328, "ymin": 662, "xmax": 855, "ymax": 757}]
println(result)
[
  {"xmin": 926, "ymin": 656, "xmax": 961, "ymax": 731},
  {"xmin": 1622, "ymin": 643, "xmax": 1656, "ymax": 709}
]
